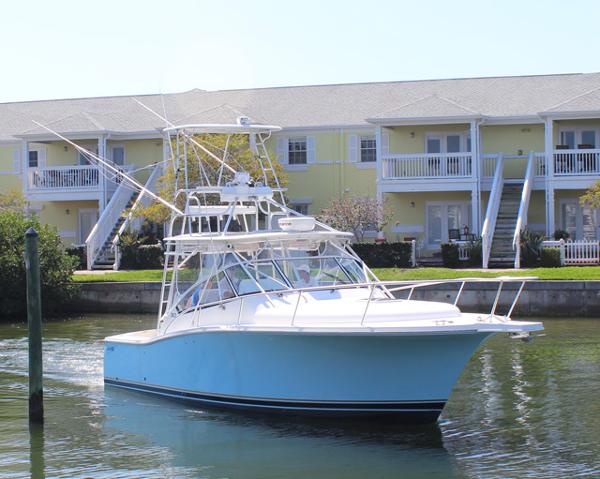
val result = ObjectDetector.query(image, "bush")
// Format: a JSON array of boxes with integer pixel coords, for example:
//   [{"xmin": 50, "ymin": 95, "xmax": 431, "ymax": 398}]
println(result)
[
  {"xmin": 465, "ymin": 239, "xmax": 482, "ymax": 267},
  {"xmin": 118, "ymin": 233, "xmax": 164, "ymax": 269},
  {"xmin": 0, "ymin": 210, "xmax": 78, "ymax": 318},
  {"xmin": 520, "ymin": 229, "xmax": 544, "ymax": 267},
  {"xmin": 441, "ymin": 243, "xmax": 460, "ymax": 268},
  {"xmin": 540, "ymin": 247, "xmax": 562, "ymax": 267},
  {"xmin": 553, "ymin": 229, "xmax": 570, "ymax": 241},
  {"xmin": 351, "ymin": 242, "xmax": 413, "ymax": 268},
  {"xmin": 66, "ymin": 245, "xmax": 86, "ymax": 270}
]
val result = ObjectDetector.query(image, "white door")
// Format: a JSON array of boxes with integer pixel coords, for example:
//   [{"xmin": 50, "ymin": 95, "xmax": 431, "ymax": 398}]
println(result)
[{"xmin": 79, "ymin": 208, "xmax": 98, "ymax": 244}]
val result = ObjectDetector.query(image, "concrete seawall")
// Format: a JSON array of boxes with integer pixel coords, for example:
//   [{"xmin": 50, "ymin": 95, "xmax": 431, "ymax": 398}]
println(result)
[{"xmin": 72, "ymin": 281, "xmax": 600, "ymax": 317}]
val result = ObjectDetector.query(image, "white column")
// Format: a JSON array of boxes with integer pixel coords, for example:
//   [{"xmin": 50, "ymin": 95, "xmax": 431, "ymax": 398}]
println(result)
[
  {"xmin": 98, "ymin": 135, "xmax": 107, "ymax": 211},
  {"xmin": 544, "ymin": 118, "xmax": 554, "ymax": 236},
  {"xmin": 546, "ymin": 187, "xmax": 555, "ymax": 236},
  {"xmin": 470, "ymin": 119, "xmax": 481, "ymax": 234},
  {"xmin": 375, "ymin": 125, "xmax": 383, "ymax": 204}
]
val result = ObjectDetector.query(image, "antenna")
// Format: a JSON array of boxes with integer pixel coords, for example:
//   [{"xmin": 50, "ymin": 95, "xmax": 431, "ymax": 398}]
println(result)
[{"xmin": 31, "ymin": 121, "xmax": 184, "ymax": 216}]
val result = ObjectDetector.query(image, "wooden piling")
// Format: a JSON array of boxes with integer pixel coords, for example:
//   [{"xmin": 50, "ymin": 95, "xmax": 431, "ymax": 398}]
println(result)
[{"xmin": 25, "ymin": 227, "xmax": 43, "ymax": 423}]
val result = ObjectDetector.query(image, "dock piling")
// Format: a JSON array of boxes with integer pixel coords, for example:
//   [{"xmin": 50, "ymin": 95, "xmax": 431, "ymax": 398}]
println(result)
[{"xmin": 25, "ymin": 227, "xmax": 43, "ymax": 423}]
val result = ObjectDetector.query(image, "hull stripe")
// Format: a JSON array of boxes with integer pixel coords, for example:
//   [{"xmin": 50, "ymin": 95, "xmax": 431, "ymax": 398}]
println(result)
[{"xmin": 104, "ymin": 378, "xmax": 445, "ymax": 412}]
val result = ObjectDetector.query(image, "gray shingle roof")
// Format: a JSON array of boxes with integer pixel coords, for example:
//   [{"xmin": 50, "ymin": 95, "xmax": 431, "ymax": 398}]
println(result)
[{"xmin": 3, "ymin": 73, "xmax": 600, "ymax": 141}]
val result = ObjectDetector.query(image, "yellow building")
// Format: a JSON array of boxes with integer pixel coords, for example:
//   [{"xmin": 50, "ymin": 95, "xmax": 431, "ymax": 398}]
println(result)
[{"xmin": 2, "ymin": 73, "xmax": 600, "ymax": 268}]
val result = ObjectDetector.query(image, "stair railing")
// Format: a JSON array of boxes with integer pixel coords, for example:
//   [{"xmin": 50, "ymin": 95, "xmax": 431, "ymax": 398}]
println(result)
[
  {"xmin": 85, "ymin": 178, "xmax": 135, "ymax": 269},
  {"xmin": 512, "ymin": 151, "xmax": 535, "ymax": 269},
  {"xmin": 482, "ymin": 153, "xmax": 504, "ymax": 268},
  {"xmin": 112, "ymin": 165, "xmax": 163, "ymax": 270}
]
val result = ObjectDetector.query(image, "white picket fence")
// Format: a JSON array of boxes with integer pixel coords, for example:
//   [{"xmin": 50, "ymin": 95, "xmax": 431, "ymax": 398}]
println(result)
[{"xmin": 542, "ymin": 240, "xmax": 600, "ymax": 265}]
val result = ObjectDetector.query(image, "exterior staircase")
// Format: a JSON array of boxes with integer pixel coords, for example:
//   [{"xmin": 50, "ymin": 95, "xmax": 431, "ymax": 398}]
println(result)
[
  {"xmin": 90, "ymin": 194, "xmax": 136, "ymax": 269},
  {"xmin": 488, "ymin": 181, "xmax": 523, "ymax": 268}
]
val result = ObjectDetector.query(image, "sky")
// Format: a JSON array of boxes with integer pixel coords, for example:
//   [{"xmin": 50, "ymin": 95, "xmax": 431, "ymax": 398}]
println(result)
[{"xmin": 2, "ymin": 0, "xmax": 600, "ymax": 103}]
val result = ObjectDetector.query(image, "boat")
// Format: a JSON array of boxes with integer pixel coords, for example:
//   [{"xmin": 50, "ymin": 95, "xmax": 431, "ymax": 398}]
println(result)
[{"xmin": 98, "ymin": 117, "xmax": 543, "ymax": 422}]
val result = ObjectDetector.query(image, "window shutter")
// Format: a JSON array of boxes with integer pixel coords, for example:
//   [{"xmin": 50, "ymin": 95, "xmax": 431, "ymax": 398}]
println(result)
[
  {"xmin": 276, "ymin": 137, "xmax": 288, "ymax": 164},
  {"xmin": 12, "ymin": 149, "xmax": 20, "ymax": 173},
  {"xmin": 382, "ymin": 132, "xmax": 390, "ymax": 156},
  {"xmin": 38, "ymin": 148, "xmax": 47, "ymax": 168},
  {"xmin": 306, "ymin": 136, "xmax": 316, "ymax": 164},
  {"xmin": 348, "ymin": 135, "xmax": 358, "ymax": 163}
]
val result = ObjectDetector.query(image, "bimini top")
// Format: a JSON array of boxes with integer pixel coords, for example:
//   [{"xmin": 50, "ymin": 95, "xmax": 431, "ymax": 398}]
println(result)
[
  {"xmin": 163, "ymin": 229, "xmax": 354, "ymax": 253},
  {"xmin": 163, "ymin": 123, "xmax": 282, "ymax": 135}
]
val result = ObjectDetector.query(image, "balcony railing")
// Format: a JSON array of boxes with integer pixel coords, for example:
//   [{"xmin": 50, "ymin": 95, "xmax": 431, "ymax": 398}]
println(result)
[
  {"xmin": 553, "ymin": 149, "xmax": 600, "ymax": 176},
  {"xmin": 381, "ymin": 152, "xmax": 472, "ymax": 179},
  {"xmin": 28, "ymin": 165, "xmax": 100, "ymax": 190}
]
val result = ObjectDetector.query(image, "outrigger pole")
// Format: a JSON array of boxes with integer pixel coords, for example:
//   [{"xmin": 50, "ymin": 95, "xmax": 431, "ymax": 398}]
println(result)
[
  {"xmin": 132, "ymin": 98, "xmax": 238, "ymax": 175},
  {"xmin": 31, "ymin": 121, "xmax": 184, "ymax": 216}
]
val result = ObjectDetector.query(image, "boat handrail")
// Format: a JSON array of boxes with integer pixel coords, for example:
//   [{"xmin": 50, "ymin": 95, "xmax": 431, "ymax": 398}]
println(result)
[{"xmin": 161, "ymin": 277, "xmax": 535, "ymax": 333}]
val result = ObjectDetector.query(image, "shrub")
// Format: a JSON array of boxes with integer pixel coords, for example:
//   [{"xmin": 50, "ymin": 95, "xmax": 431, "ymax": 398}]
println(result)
[
  {"xmin": 66, "ymin": 245, "xmax": 86, "ymax": 270},
  {"xmin": 118, "ymin": 232, "xmax": 164, "ymax": 269},
  {"xmin": 520, "ymin": 229, "xmax": 544, "ymax": 267},
  {"xmin": 351, "ymin": 242, "xmax": 413, "ymax": 268},
  {"xmin": 465, "ymin": 239, "xmax": 482, "ymax": 267},
  {"xmin": 553, "ymin": 229, "xmax": 570, "ymax": 241},
  {"xmin": 441, "ymin": 243, "xmax": 460, "ymax": 268},
  {"xmin": 0, "ymin": 210, "xmax": 78, "ymax": 318},
  {"xmin": 540, "ymin": 247, "xmax": 562, "ymax": 268}
]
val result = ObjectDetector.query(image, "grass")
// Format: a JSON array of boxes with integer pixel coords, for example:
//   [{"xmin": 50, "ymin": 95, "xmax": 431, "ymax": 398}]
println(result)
[{"xmin": 73, "ymin": 266, "xmax": 600, "ymax": 282}]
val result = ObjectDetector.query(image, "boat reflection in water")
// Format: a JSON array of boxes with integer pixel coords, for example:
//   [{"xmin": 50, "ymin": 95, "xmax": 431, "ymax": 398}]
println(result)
[{"xmin": 104, "ymin": 387, "xmax": 461, "ymax": 479}]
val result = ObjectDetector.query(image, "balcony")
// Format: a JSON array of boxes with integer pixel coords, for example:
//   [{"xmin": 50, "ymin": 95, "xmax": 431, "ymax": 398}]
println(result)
[
  {"xmin": 553, "ymin": 149, "xmax": 600, "ymax": 176},
  {"xmin": 381, "ymin": 152, "xmax": 473, "ymax": 180},
  {"xmin": 26, "ymin": 165, "xmax": 102, "ymax": 201}
]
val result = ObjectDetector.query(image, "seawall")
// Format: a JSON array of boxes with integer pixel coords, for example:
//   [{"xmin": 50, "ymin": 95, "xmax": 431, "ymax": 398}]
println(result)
[{"xmin": 72, "ymin": 281, "xmax": 600, "ymax": 317}]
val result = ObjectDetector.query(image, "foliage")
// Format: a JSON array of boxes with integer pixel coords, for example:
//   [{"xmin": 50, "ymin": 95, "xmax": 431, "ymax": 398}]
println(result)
[
  {"xmin": 553, "ymin": 229, "xmax": 570, "ymax": 241},
  {"xmin": 351, "ymin": 242, "xmax": 413, "ymax": 268},
  {"xmin": 118, "ymin": 233, "xmax": 163, "ymax": 269},
  {"xmin": 519, "ymin": 229, "xmax": 544, "ymax": 267},
  {"xmin": 137, "ymin": 134, "xmax": 288, "ymax": 223},
  {"xmin": 580, "ymin": 182, "xmax": 600, "ymax": 209},
  {"xmin": 441, "ymin": 243, "xmax": 460, "ymax": 268},
  {"xmin": 465, "ymin": 239, "xmax": 482, "ymax": 267},
  {"xmin": 540, "ymin": 247, "xmax": 562, "ymax": 268},
  {"xmin": 0, "ymin": 210, "xmax": 78, "ymax": 318},
  {"xmin": 66, "ymin": 245, "xmax": 87, "ymax": 270},
  {"xmin": 318, "ymin": 195, "xmax": 391, "ymax": 242},
  {"xmin": 0, "ymin": 190, "xmax": 26, "ymax": 212}
]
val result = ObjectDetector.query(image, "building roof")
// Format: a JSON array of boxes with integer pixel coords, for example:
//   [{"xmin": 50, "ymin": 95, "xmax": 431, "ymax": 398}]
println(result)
[{"xmin": 3, "ymin": 72, "xmax": 600, "ymax": 141}]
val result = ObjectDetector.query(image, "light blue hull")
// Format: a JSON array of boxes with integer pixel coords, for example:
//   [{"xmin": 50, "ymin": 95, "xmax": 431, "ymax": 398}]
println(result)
[{"xmin": 104, "ymin": 331, "xmax": 492, "ymax": 420}]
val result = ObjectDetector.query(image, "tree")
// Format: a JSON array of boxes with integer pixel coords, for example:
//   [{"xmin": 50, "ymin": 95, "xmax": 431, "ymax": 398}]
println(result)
[
  {"xmin": 0, "ymin": 209, "xmax": 78, "ymax": 318},
  {"xmin": 580, "ymin": 182, "xmax": 600, "ymax": 209},
  {"xmin": 0, "ymin": 189, "xmax": 26, "ymax": 212},
  {"xmin": 137, "ymin": 133, "xmax": 288, "ymax": 224},
  {"xmin": 318, "ymin": 195, "xmax": 390, "ymax": 242}
]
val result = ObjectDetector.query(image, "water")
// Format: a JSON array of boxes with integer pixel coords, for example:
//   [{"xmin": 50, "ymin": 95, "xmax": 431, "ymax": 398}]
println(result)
[{"xmin": 1, "ymin": 316, "xmax": 599, "ymax": 479}]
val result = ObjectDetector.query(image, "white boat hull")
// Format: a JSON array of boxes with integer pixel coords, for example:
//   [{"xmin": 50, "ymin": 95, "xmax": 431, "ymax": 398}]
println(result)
[{"xmin": 104, "ymin": 329, "xmax": 495, "ymax": 421}]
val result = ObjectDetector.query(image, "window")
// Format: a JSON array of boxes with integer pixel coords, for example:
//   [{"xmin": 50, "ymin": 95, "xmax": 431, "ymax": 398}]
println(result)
[
  {"xmin": 426, "ymin": 202, "xmax": 470, "ymax": 247},
  {"xmin": 28, "ymin": 151, "xmax": 38, "ymax": 168},
  {"xmin": 78, "ymin": 146, "xmax": 98, "ymax": 165},
  {"xmin": 559, "ymin": 128, "xmax": 599, "ymax": 149},
  {"xmin": 561, "ymin": 200, "xmax": 598, "ymax": 240},
  {"xmin": 111, "ymin": 146, "xmax": 125, "ymax": 166},
  {"xmin": 291, "ymin": 203, "xmax": 309, "ymax": 215},
  {"xmin": 360, "ymin": 136, "xmax": 376, "ymax": 162},
  {"xmin": 288, "ymin": 138, "xmax": 307, "ymax": 165}
]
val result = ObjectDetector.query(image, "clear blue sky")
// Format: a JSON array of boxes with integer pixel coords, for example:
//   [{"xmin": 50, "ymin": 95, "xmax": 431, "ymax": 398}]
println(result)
[{"xmin": 2, "ymin": 0, "xmax": 600, "ymax": 103}]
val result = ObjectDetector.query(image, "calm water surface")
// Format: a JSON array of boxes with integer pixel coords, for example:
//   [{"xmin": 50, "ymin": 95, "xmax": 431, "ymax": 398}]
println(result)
[{"xmin": 1, "ymin": 315, "xmax": 599, "ymax": 478}]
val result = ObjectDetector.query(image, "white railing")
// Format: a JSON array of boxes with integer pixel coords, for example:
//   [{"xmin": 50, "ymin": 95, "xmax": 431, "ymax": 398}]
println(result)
[
  {"xmin": 543, "ymin": 239, "xmax": 600, "ymax": 265},
  {"xmin": 112, "ymin": 165, "xmax": 163, "ymax": 269},
  {"xmin": 482, "ymin": 153, "xmax": 504, "ymax": 268},
  {"xmin": 381, "ymin": 152, "xmax": 473, "ymax": 179},
  {"xmin": 85, "ymin": 180, "xmax": 135, "ymax": 269},
  {"xmin": 482, "ymin": 153, "xmax": 546, "ymax": 178},
  {"xmin": 534, "ymin": 152, "xmax": 546, "ymax": 177},
  {"xmin": 27, "ymin": 165, "xmax": 100, "ymax": 190},
  {"xmin": 512, "ymin": 152, "xmax": 535, "ymax": 269},
  {"xmin": 553, "ymin": 149, "xmax": 600, "ymax": 175}
]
